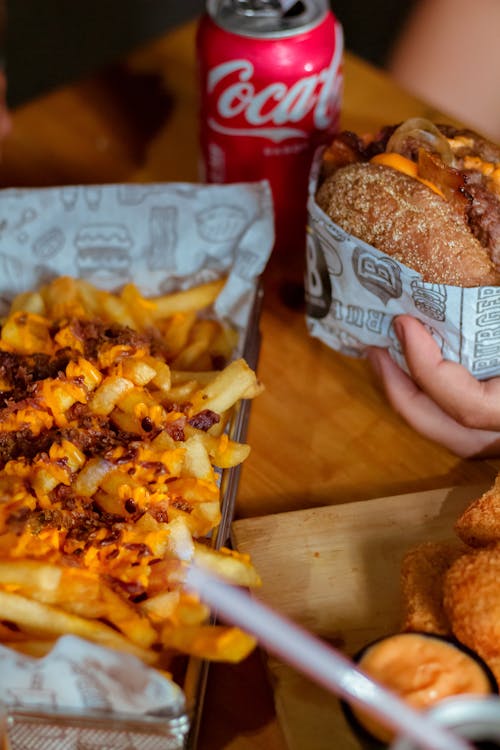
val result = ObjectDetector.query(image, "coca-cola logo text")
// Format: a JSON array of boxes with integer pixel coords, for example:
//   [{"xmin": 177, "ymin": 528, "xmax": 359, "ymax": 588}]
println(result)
[{"xmin": 206, "ymin": 24, "xmax": 343, "ymax": 142}]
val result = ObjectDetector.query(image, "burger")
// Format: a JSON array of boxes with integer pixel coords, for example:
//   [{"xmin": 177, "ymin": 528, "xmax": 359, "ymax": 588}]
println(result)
[{"xmin": 315, "ymin": 118, "xmax": 500, "ymax": 287}]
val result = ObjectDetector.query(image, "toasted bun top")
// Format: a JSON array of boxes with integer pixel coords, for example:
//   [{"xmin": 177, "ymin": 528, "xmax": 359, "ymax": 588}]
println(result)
[{"xmin": 316, "ymin": 162, "xmax": 500, "ymax": 287}]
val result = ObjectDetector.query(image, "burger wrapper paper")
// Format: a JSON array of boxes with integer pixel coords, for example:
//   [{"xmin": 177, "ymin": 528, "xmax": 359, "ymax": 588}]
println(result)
[
  {"xmin": 306, "ymin": 185, "xmax": 500, "ymax": 380},
  {"xmin": 0, "ymin": 180, "xmax": 274, "ymax": 746}
]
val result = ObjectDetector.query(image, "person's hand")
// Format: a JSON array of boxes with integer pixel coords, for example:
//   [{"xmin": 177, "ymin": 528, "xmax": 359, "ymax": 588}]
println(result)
[{"xmin": 366, "ymin": 315, "xmax": 500, "ymax": 458}]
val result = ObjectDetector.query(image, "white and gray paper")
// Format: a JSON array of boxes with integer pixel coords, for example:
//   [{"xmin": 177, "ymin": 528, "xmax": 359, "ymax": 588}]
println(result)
[
  {"xmin": 0, "ymin": 636, "xmax": 187, "ymax": 750},
  {"xmin": 306, "ymin": 178, "xmax": 500, "ymax": 380},
  {"xmin": 0, "ymin": 180, "xmax": 274, "ymax": 333},
  {"xmin": 0, "ymin": 636, "xmax": 185, "ymax": 715}
]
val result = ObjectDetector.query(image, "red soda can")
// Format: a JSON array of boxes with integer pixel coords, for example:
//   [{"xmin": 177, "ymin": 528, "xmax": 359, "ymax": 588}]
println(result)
[{"xmin": 196, "ymin": 0, "xmax": 343, "ymax": 257}]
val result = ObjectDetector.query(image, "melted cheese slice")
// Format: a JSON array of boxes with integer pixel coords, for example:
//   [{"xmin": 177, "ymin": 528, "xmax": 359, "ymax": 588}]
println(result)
[{"xmin": 370, "ymin": 152, "xmax": 445, "ymax": 198}]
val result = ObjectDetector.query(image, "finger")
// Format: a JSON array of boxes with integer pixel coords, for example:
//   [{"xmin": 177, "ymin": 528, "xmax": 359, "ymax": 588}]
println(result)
[
  {"xmin": 394, "ymin": 315, "xmax": 500, "ymax": 431},
  {"xmin": 367, "ymin": 347, "xmax": 500, "ymax": 457}
]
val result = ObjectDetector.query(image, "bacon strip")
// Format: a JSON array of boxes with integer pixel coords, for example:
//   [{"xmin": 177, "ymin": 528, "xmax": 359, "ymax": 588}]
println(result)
[{"xmin": 417, "ymin": 148, "xmax": 472, "ymax": 219}]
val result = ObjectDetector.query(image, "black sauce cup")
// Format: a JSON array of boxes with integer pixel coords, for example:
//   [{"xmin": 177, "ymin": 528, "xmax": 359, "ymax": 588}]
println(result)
[{"xmin": 340, "ymin": 632, "xmax": 498, "ymax": 749}]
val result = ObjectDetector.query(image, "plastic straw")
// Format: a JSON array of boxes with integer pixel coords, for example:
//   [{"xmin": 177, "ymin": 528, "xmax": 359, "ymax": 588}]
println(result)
[{"xmin": 186, "ymin": 566, "xmax": 472, "ymax": 750}]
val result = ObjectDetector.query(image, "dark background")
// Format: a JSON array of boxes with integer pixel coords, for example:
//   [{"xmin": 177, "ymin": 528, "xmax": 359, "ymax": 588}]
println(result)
[{"xmin": 5, "ymin": 1, "xmax": 417, "ymax": 108}]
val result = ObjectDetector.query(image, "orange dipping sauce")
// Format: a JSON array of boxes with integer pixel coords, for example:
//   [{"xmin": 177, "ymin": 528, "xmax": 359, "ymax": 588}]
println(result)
[{"xmin": 349, "ymin": 633, "xmax": 496, "ymax": 744}]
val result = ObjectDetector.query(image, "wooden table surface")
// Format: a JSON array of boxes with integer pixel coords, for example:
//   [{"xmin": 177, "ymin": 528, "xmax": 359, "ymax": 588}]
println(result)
[{"xmin": 2, "ymin": 18, "xmax": 498, "ymax": 750}]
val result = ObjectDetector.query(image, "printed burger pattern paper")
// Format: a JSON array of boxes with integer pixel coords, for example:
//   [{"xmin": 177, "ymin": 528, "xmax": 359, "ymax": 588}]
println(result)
[
  {"xmin": 306, "ymin": 185, "xmax": 500, "ymax": 381},
  {"xmin": 0, "ymin": 181, "xmax": 274, "ymax": 332}
]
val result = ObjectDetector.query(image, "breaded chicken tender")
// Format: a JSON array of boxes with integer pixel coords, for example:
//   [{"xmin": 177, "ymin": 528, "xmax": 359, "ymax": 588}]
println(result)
[
  {"xmin": 443, "ymin": 544, "xmax": 500, "ymax": 686},
  {"xmin": 455, "ymin": 475, "xmax": 500, "ymax": 547},
  {"xmin": 400, "ymin": 541, "xmax": 466, "ymax": 635}
]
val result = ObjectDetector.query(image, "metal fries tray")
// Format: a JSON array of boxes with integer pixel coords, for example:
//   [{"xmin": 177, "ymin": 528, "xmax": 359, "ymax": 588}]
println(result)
[
  {"xmin": 2, "ymin": 706, "xmax": 190, "ymax": 750},
  {"xmin": 184, "ymin": 280, "xmax": 264, "ymax": 750},
  {"xmin": 0, "ymin": 283, "xmax": 264, "ymax": 750}
]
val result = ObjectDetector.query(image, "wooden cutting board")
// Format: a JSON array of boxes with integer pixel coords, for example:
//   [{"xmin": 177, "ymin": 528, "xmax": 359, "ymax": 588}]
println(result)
[{"xmin": 231, "ymin": 484, "xmax": 490, "ymax": 750}]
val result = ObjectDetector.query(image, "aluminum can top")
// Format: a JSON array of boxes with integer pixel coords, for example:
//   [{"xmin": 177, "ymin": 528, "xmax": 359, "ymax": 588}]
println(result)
[{"xmin": 205, "ymin": 0, "xmax": 329, "ymax": 38}]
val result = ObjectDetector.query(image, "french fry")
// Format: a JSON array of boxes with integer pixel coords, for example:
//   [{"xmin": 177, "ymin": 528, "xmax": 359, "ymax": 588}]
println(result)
[
  {"xmin": 119, "ymin": 358, "xmax": 158, "ymax": 387},
  {"xmin": 89, "ymin": 376, "xmax": 135, "ymax": 415},
  {"xmin": 9, "ymin": 289, "xmax": 45, "ymax": 315},
  {"xmin": 40, "ymin": 276, "xmax": 100, "ymax": 319},
  {"xmin": 149, "ymin": 279, "xmax": 225, "ymax": 319},
  {"xmin": 170, "ymin": 370, "xmax": 217, "ymax": 386},
  {"xmin": 184, "ymin": 426, "xmax": 251, "ymax": 468},
  {"xmin": 1, "ymin": 311, "xmax": 53, "ymax": 355},
  {"xmin": 0, "ymin": 561, "xmax": 157, "ymax": 648},
  {"xmin": 161, "ymin": 380, "xmax": 199, "ymax": 403},
  {"xmin": 139, "ymin": 590, "xmax": 181, "ymax": 623},
  {"xmin": 189, "ymin": 359, "xmax": 263, "ymax": 415},
  {"xmin": 182, "ymin": 436, "xmax": 214, "ymax": 480},
  {"xmin": 5, "ymin": 640, "xmax": 56, "ymax": 657},
  {"xmin": 120, "ymin": 283, "xmax": 157, "ymax": 329},
  {"xmin": 0, "ymin": 622, "xmax": 31, "ymax": 642},
  {"xmin": 73, "ymin": 456, "xmax": 114, "ymax": 496},
  {"xmin": 0, "ymin": 590, "xmax": 157, "ymax": 663},
  {"xmin": 171, "ymin": 320, "xmax": 220, "ymax": 370},
  {"xmin": 98, "ymin": 294, "xmax": 137, "ymax": 330},
  {"xmin": 99, "ymin": 586, "xmax": 158, "ymax": 648},
  {"xmin": 0, "ymin": 560, "xmax": 63, "ymax": 591},
  {"xmin": 0, "ymin": 275, "xmax": 262, "ymax": 674},
  {"xmin": 161, "ymin": 624, "xmax": 256, "ymax": 662},
  {"xmin": 143, "ymin": 356, "xmax": 171, "ymax": 392},
  {"xmin": 169, "ymin": 501, "xmax": 222, "ymax": 538},
  {"xmin": 193, "ymin": 543, "xmax": 262, "ymax": 588}
]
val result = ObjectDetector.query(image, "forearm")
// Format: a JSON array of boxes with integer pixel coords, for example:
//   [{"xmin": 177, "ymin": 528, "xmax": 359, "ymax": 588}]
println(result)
[{"xmin": 387, "ymin": 0, "xmax": 500, "ymax": 141}]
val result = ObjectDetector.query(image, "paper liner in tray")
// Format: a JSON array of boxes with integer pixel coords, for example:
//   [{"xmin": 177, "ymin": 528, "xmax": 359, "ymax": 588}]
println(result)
[
  {"xmin": 0, "ymin": 180, "xmax": 273, "ymax": 750},
  {"xmin": 305, "ymin": 160, "xmax": 500, "ymax": 380}
]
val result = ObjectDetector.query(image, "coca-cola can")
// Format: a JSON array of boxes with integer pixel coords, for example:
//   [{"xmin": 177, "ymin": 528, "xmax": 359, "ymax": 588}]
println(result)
[{"xmin": 196, "ymin": 0, "xmax": 343, "ymax": 257}]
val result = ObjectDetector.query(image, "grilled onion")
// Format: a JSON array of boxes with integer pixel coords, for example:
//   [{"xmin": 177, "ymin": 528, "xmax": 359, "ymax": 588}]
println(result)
[{"xmin": 386, "ymin": 118, "xmax": 455, "ymax": 166}]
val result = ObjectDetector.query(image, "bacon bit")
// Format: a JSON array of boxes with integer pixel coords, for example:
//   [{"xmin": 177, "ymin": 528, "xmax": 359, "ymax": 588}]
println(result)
[
  {"xmin": 171, "ymin": 497, "xmax": 193, "ymax": 514},
  {"xmin": 165, "ymin": 418, "xmax": 186, "ymax": 442},
  {"xmin": 188, "ymin": 409, "xmax": 220, "ymax": 431},
  {"xmin": 111, "ymin": 447, "xmax": 139, "ymax": 464},
  {"xmin": 321, "ymin": 131, "xmax": 367, "ymax": 177},
  {"xmin": 140, "ymin": 461, "xmax": 166, "ymax": 474},
  {"xmin": 125, "ymin": 498, "xmax": 138, "ymax": 514},
  {"xmin": 107, "ymin": 576, "xmax": 146, "ymax": 597},
  {"xmin": 97, "ymin": 529, "xmax": 122, "ymax": 547},
  {"xmin": 123, "ymin": 542, "xmax": 152, "ymax": 557},
  {"xmin": 149, "ymin": 502, "xmax": 169, "ymax": 524}
]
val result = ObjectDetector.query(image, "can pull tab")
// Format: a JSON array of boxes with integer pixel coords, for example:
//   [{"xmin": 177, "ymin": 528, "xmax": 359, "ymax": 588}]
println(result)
[
  {"xmin": 233, "ymin": 0, "xmax": 305, "ymax": 17},
  {"xmin": 278, "ymin": 0, "xmax": 306, "ymax": 14},
  {"xmin": 233, "ymin": 0, "xmax": 283, "ymax": 16}
]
